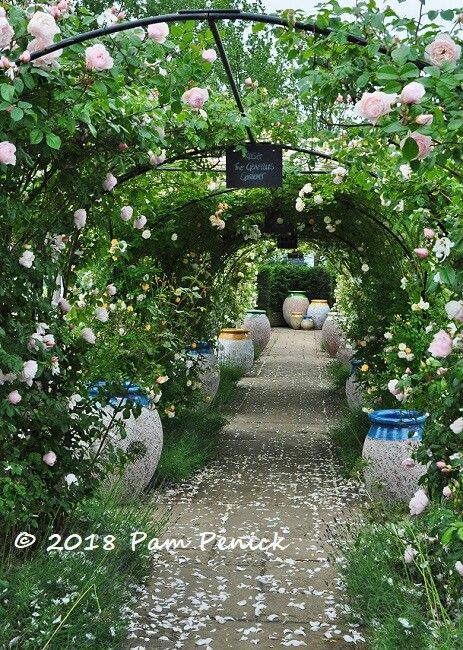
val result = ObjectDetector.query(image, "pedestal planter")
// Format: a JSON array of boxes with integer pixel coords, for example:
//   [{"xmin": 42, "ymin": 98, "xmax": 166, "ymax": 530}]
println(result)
[
  {"xmin": 363, "ymin": 409, "xmax": 427, "ymax": 503},
  {"xmin": 89, "ymin": 382, "xmax": 163, "ymax": 497},
  {"xmin": 321, "ymin": 311, "xmax": 343, "ymax": 357},
  {"xmin": 300, "ymin": 316, "xmax": 314, "ymax": 331},
  {"xmin": 283, "ymin": 291, "xmax": 310, "ymax": 326},
  {"xmin": 289, "ymin": 311, "xmax": 304, "ymax": 330},
  {"xmin": 187, "ymin": 341, "xmax": 220, "ymax": 401},
  {"xmin": 306, "ymin": 299, "xmax": 330, "ymax": 329},
  {"xmin": 242, "ymin": 310, "xmax": 271, "ymax": 356},
  {"xmin": 218, "ymin": 329, "xmax": 254, "ymax": 374}
]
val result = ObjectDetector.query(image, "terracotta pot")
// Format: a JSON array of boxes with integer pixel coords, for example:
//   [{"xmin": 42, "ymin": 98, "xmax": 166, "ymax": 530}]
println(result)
[
  {"xmin": 218, "ymin": 328, "xmax": 254, "ymax": 374},
  {"xmin": 321, "ymin": 311, "xmax": 343, "ymax": 357},
  {"xmin": 282, "ymin": 291, "xmax": 310, "ymax": 326}
]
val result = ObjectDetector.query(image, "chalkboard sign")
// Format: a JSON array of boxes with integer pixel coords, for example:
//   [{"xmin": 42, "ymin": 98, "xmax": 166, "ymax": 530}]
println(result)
[{"xmin": 226, "ymin": 143, "xmax": 282, "ymax": 188}]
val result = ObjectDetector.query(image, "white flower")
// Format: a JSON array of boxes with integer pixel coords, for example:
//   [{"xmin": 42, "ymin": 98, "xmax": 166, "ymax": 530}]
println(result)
[
  {"xmin": 81, "ymin": 327, "xmax": 96, "ymax": 344},
  {"xmin": 20, "ymin": 360, "xmax": 38, "ymax": 386},
  {"xmin": 433, "ymin": 236, "xmax": 454, "ymax": 261},
  {"xmin": 67, "ymin": 393, "xmax": 82, "ymax": 410},
  {"xmin": 106, "ymin": 283, "xmax": 117, "ymax": 296},
  {"xmin": 74, "ymin": 209, "xmax": 87, "ymax": 230},
  {"xmin": 384, "ymin": 332, "xmax": 393, "ymax": 340},
  {"xmin": 95, "ymin": 307, "xmax": 109, "ymax": 323},
  {"xmin": 398, "ymin": 618, "xmax": 412, "ymax": 629},
  {"xmin": 450, "ymin": 417, "xmax": 463, "ymax": 434},
  {"xmin": 134, "ymin": 215, "xmax": 147, "ymax": 230},
  {"xmin": 399, "ymin": 164, "xmax": 412, "ymax": 180},
  {"xmin": 19, "ymin": 250, "xmax": 35, "ymax": 268},
  {"xmin": 400, "ymin": 277, "xmax": 408, "ymax": 290},
  {"xmin": 142, "ymin": 229, "xmax": 151, "ymax": 239},
  {"xmin": 313, "ymin": 194, "xmax": 323, "ymax": 205},
  {"xmin": 361, "ymin": 264, "xmax": 369, "ymax": 272},
  {"xmin": 411, "ymin": 298, "xmax": 430, "ymax": 311},
  {"xmin": 64, "ymin": 473, "xmax": 79, "ymax": 487},
  {"xmin": 445, "ymin": 300, "xmax": 463, "ymax": 321},
  {"xmin": 171, "ymin": 233, "xmax": 178, "ymax": 241},
  {"xmin": 295, "ymin": 197, "xmax": 305, "ymax": 212}
]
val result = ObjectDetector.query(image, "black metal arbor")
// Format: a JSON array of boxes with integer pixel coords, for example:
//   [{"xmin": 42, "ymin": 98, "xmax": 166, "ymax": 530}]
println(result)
[{"xmin": 20, "ymin": 8, "xmax": 414, "ymax": 260}]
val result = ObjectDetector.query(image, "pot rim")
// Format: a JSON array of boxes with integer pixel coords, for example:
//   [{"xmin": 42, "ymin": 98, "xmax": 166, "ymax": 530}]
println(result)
[
  {"xmin": 245, "ymin": 309, "xmax": 267, "ymax": 315},
  {"xmin": 368, "ymin": 409, "xmax": 427, "ymax": 426}
]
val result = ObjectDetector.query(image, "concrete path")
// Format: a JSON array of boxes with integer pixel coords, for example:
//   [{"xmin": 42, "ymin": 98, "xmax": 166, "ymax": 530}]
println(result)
[{"xmin": 127, "ymin": 330, "xmax": 364, "ymax": 649}]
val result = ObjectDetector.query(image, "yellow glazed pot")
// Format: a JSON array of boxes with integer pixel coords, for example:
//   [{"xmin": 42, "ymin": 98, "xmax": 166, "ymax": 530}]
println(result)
[
  {"xmin": 218, "ymin": 328, "xmax": 254, "ymax": 373},
  {"xmin": 289, "ymin": 311, "xmax": 304, "ymax": 330}
]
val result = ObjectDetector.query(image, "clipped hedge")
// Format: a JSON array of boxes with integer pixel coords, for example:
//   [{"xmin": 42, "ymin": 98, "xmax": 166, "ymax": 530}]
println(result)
[{"xmin": 257, "ymin": 263, "xmax": 335, "ymax": 323}]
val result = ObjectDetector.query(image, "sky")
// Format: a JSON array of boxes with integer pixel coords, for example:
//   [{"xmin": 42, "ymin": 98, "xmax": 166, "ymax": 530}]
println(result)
[{"xmin": 263, "ymin": 0, "xmax": 458, "ymax": 15}]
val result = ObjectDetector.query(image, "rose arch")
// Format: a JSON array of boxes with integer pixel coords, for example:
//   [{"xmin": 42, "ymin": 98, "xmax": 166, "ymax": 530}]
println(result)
[{"xmin": 1, "ymin": 1, "xmax": 463, "ymax": 535}]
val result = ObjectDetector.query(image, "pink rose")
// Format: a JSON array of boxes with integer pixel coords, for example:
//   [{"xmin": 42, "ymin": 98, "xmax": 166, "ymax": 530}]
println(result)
[
  {"xmin": 423, "ymin": 227, "xmax": 435, "ymax": 239},
  {"xmin": 416, "ymin": 114, "xmax": 433, "ymax": 126},
  {"xmin": 28, "ymin": 38, "xmax": 62, "ymax": 68},
  {"xmin": 182, "ymin": 87, "xmax": 209, "ymax": 109},
  {"xmin": 118, "ymin": 142, "xmax": 128, "ymax": 151},
  {"xmin": 0, "ymin": 16, "xmax": 14, "ymax": 50},
  {"xmin": 425, "ymin": 33, "xmax": 461, "ymax": 67},
  {"xmin": 147, "ymin": 22, "xmax": 169, "ymax": 43},
  {"xmin": 354, "ymin": 90, "xmax": 397, "ymax": 124},
  {"xmin": 450, "ymin": 417, "xmax": 463, "ymax": 434},
  {"xmin": 57, "ymin": 0, "xmax": 68, "ymax": 10},
  {"xmin": 149, "ymin": 151, "xmax": 166, "ymax": 166},
  {"xmin": 409, "ymin": 488, "xmax": 429, "ymax": 516},
  {"xmin": 387, "ymin": 379, "xmax": 404, "ymax": 401},
  {"xmin": 134, "ymin": 215, "xmax": 147, "ymax": 230},
  {"xmin": 58, "ymin": 298, "xmax": 70, "ymax": 313},
  {"xmin": 85, "ymin": 43, "xmax": 114, "ymax": 71},
  {"xmin": 43, "ymin": 451, "xmax": 57, "ymax": 466},
  {"xmin": 402, "ymin": 458, "xmax": 415, "ymax": 468},
  {"xmin": 50, "ymin": 6, "xmax": 60, "ymax": 19},
  {"xmin": 410, "ymin": 132, "xmax": 432, "ymax": 159},
  {"xmin": 0, "ymin": 141, "xmax": 16, "ymax": 165},
  {"xmin": 428, "ymin": 330, "xmax": 453, "ymax": 358},
  {"xmin": 436, "ymin": 460, "xmax": 447, "ymax": 470},
  {"xmin": 404, "ymin": 546, "xmax": 416, "ymax": 564},
  {"xmin": 455, "ymin": 561, "xmax": 463, "ymax": 577},
  {"xmin": 399, "ymin": 81, "xmax": 425, "ymax": 105},
  {"xmin": 7, "ymin": 390, "xmax": 21, "ymax": 404},
  {"xmin": 28, "ymin": 12, "xmax": 60, "ymax": 41},
  {"xmin": 120, "ymin": 205, "xmax": 133, "ymax": 221},
  {"xmin": 442, "ymin": 486, "xmax": 452, "ymax": 498},
  {"xmin": 42, "ymin": 334, "xmax": 55, "ymax": 348},
  {"xmin": 81, "ymin": 327, "xmax": 96, "ymax": 344},
  {"xmin": 202, "ymin": 48, "xmax": 217, "ymax": 63},
  {"xmin": 414, "ymin": 247, "xmax": 429, "ymax": 258},
  {"xmin": 436, "ymin": 367, "xmax": 447, "ymax": 376},
  {"xmin": 244, "ymin": 77, "xmax": 253, "ymax": 86},
  {"xmin": 74, "ymin": 208, "xmax": 86, "ymax": 230},
  {"xmin": 102, "ymin": 172, "xmax": 117, "ymax": 191},
  {"xmin": 106, "ymin": 283, "xmax": 117, "ymax": 296},
  {"xmin": 95, "ymin": 307, "xmax": 109, "ymax": 323},
  {"xmin": 19, "ymin": 50, "xmax": 31, "ymax": 63},
  {"xmin": 445, "ymin": 300, "xmax": 463, "ymax": 322}
]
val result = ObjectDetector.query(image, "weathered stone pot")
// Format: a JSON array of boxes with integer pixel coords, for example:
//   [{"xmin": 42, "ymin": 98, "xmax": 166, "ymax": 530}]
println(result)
[
  {"xmin": 346, "ymin": 360, "xmax": 366, "ymax": 410},
  {"xmin": 337, "ymin": 341, "xmax": 355, "ymax": 370},
  {"xmin": 242, "ymin": 309, "xmax": 271, "ymax": 356},
  {"xmin": 289, "ymin": 311, "xmax": 304, "ymax": 330},
  {"xmin": 300, "ymin": 316, "xmax": 314, "ymax": 331},
  {"xmin": 187, "ymin": 341, "xmax": 220, "ymax": 401},
  {"xmin": 363, "ymin": 409, "xmax": 427, "ymax": 503},
  {"xmin": 283, "ymin": 291, "xmax": 310, "ymax": 326},
  {"xmin": 321, "ymin": 311, "xmax": 343, "ymax": 357},
  {"xmin": 306, "ymin": 299, "xmax": 330, "ymax": 329},
  {"xmin": 89, "ymin": 381, "xmax": 163, "ymax": 497},
  {"xmin": 218, "ymin": 328, "xmax": 254, "ymax": 374}
]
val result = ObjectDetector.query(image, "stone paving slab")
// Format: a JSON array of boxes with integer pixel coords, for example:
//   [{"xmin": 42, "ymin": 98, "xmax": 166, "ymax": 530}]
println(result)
[{"xmin": 126, "ymin": 330, "xmax": 365, "ymax": 649}]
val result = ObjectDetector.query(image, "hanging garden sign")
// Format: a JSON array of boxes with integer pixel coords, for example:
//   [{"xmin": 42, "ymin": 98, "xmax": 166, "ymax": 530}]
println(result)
[{"xmin": 226, "ymin": 143, "xmax": 283, "ymax": 188}]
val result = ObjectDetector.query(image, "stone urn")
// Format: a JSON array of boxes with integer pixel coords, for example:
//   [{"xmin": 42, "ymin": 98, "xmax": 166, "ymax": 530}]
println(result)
[
  {"xmin": 289, "ymin": 311, "xmax": 304, "ymax": 330},
  {"xmin": 218, "ymin": 328, "xmax": 254, "ymax": 375},
  {"xmin": 300, "ymin": 316, "xmax": 314, "ymax": 331},
  {"xmin": 321, "ymin": 311, "xmax": 343, "ymax": 357},
  {"xmin": 363, "ymin": 409, "xmax": 427, "ymax": 503},
  {"xmin": 337, "ymin": 340, "xmax": 355, "ymax": 370},
  {"xmin": 306, "ymin": 299, "xmax": 330, "ymax": 329},
  {"xmin": 89, "ymin": 381, "xmax": 163, "ymax": 497},
  {"xmin": 242, "ymin": 309, "xmax": 271, "ymax": 356},
  {"xmin": 283, "ymin": 291, "xmax": 310, "ymax": 326},
  {"xmin": 187, "ymin": 341, "xmax": 220, "ymax": 402},
  {"xmin": 346, "ymin": 360, "xmax": 366, "ymax": 410}
]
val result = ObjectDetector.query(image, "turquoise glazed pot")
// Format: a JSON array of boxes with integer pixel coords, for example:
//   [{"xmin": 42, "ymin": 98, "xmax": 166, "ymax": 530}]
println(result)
[
  {"xmin": 282, "ymin": 291, "xmax": 310, "ymax": 326},
  {"xmin": 363, "ymin": 409, "xmax": 427, "ymax": 503},
  {"xmin": 187, "ymin": 341, "xmax": 220, "ymax": 401}
]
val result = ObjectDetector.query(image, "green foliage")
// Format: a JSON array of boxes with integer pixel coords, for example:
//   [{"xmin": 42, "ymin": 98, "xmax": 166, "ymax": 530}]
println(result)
[
  {"xmin": 329, "ymin": 408, "xmax": 370, "ymax": 476},
  {"xmin": 0, "ymin": 492, "xmax": 164, "ymax": 650},
  {"xmin": 257, "ymin": 263, "xmax": 335, "ymax": 316},
  {"xmin": 326, "ymin": 359, "xmax": 351, "ymax": 391}
]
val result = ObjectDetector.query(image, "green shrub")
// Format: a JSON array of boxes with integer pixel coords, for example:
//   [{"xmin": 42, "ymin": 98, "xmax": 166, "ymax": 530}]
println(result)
[
  {"xmin": 256, "ymin": 263, "xmax": 335, "ymax": 316},
  {"xmin": 326, "ymin": 359, "xmax": 351, "ymax": 391},
  {"xmin": 329, "ymin": 408, "xmax": 370, "ymax": 476}
]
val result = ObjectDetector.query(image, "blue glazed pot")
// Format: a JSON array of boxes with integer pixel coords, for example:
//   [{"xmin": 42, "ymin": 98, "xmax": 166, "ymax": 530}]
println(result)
[
  {"xmin": 363, "ymin": 409, "xmax": 427, "ymax": 502},
  {"xmin": 88, "ymin": 380, "xmax": 150, "ymax": 408},
  {"xmin": 186, "ymin": 341, "xmax": 220, "ymax": 401},
  {"xmin": 186, "ymin": 340, "xmax": 214, "ymax": 355},
  {"xmin": 350, "ymin": 359, "xmax": 364, "ymax": 376},
  {"xmin": 367, "ymin": 409, "xmax": 427, "ymax": 441}
]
